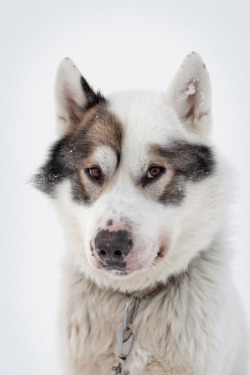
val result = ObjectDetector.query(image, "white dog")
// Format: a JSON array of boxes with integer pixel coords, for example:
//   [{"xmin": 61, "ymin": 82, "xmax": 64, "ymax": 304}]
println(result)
[{"xmin": 34, "ymin": 52, "xmax": 248, "ymax": 374}]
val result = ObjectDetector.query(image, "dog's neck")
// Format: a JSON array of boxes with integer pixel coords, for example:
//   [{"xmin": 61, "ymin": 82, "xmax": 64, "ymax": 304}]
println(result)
[{"xmin": 119, "ymin": 282, "xmax": 168, "ymax": 300}]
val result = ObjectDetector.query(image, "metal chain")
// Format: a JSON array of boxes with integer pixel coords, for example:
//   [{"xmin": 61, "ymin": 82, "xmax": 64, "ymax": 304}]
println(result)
[{"xmin": 112, "ymin": 294, "xmax": 140, "ymax": 375}]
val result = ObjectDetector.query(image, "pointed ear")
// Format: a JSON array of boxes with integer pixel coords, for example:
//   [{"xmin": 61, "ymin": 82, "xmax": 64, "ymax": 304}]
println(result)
[
  {"xmin": 168, "ymin": 52, "xmax": 212, "ymax": 137},
  {"xmin": 55, "ymin": 58, "xmax": 105, "ymax": 136}
]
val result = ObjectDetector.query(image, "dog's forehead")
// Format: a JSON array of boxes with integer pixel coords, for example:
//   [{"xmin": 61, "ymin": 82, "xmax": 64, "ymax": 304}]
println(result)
[{"xmin": 108, "ymin": 90, "xmax": 186, "ymax": 159}]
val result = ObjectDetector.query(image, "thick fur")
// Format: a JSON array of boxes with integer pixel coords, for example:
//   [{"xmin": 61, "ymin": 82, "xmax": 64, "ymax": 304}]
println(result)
[{"xmin": 34, "ymin": 52, "xmax": 248, "ymax": 374}]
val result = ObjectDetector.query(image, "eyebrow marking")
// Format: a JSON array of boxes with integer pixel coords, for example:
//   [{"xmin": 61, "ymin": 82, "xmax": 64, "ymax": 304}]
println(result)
[
  {"xmin": 152, "ymin": 141, "xmax": 215, "ymax": 182},
  {"xmin": 148, "ymin": 140, "xmax": 215, "ymax": 205}
]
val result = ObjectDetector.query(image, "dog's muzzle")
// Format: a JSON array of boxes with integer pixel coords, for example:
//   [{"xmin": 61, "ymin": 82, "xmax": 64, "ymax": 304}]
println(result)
[{"xmin": 94, "ymin": 229, "xmax": 133, "ymax": 268}]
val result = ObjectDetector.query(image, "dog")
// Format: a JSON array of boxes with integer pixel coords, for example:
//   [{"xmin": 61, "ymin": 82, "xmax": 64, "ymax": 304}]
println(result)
[{"xmin": 33, "ymin": 52, "xmax": 248, "ymax": 374}]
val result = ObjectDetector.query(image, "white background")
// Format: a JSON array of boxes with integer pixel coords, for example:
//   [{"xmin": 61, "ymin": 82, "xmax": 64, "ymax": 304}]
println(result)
[{"xmin": 0, "ymin": 1, "xmax": 249, "ymax": 374}]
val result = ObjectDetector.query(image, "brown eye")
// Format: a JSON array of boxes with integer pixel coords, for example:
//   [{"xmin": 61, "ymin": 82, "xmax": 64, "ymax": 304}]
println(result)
[
  {"xmin": 147, "ymin": 166, "xmax": 165, "ymax": 179},
  {"xmin": 85, "ymin": 167, "xmax": 103, "ymax": 182}
]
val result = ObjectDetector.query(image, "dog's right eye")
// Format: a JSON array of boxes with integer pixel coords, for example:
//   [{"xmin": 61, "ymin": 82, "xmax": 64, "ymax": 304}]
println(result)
[{"xmin": 84, "ymin": 167, "xmax": 103, "ymax": 183}]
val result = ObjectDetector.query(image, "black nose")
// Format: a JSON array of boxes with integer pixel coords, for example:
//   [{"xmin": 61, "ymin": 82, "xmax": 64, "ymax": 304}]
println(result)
[{"xmin": 94, "ymin": 230, "xmax": 133, "ymax": 263}]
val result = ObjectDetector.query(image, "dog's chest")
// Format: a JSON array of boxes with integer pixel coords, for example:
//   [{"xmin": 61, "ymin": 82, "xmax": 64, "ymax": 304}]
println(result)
[{"xmin": 60, "ymin": 268, "xmax": 224, "ymax": 375}]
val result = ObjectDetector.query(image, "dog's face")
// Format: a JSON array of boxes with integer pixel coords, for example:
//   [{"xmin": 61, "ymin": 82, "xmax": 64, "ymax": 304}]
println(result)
[{"xmin": 34, "ymin": 53, "xmax": 227, "ymax": 292}]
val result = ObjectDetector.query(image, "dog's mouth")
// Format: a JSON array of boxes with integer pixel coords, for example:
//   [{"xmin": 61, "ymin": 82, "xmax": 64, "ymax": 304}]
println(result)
[
  {"xmin": 99, "ymin": 246, "xmax": 167, "ymax": 277},
  {"xmin": 100, "ymin": 260, "xmax": 135, "ymax": 277},
  {"xmin": 102, "ymin": 266, "xmax": 131, "ymax": 277},
  {"xmin": 153, "ymin": 246, "xmax": 166, "ymax": 264}
]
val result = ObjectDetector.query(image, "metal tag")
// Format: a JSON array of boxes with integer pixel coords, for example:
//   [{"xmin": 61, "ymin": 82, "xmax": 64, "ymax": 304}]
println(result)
[{"xmin": 117, "ymin": 323, "xmax": 134, "ymax": 358}]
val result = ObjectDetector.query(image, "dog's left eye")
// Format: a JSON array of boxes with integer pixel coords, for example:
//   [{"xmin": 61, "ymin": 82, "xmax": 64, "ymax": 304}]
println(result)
[
  {"xmin": 84, "ymin": 167, "xmax": 103, "ymax": 183},
  {"xmin": 146, "ymin": 166, "xmax": 165, "ymax": 180}
]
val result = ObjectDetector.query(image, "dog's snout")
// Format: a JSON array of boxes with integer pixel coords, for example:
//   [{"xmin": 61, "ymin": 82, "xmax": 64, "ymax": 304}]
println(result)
[{"xmin": 94, "ymin": 230, "xmax": 133, "ymax": 263}]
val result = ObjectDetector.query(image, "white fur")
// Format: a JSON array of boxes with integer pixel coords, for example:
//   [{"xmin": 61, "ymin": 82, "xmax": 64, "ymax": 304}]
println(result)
[
  {"xmin": 167, "ymin": 51, "xmax": 212, "ymax": 137},
  {"xmin": 48, "ymin": 53, "xmax": 248, "ymax": 374},
  {"xmin": 55, "ymin": 57, "xmax": 87, "ymax": 136}
]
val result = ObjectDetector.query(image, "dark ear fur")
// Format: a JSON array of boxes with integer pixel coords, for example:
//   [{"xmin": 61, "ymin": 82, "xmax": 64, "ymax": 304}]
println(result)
[{"xmin": 55, "ymin": 58, "xmax": 105, "ymax": 136}]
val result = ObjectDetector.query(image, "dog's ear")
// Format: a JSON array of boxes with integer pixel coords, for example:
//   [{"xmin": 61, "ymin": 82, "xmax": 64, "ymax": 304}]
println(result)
[
  {"xmin": 55, "ymin": 58, "xmax": 105, "ymax": 136},
  {"xmin": 167, "ymin": 52, "xmax": 211, "ymax": 137}
]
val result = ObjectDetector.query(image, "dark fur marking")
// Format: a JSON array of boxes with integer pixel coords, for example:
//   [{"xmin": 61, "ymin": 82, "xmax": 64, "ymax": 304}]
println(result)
[
  {"xmin": 153, "ymin": 141, "xmax": 215, "ymax": 205},
  {"xmin": 32, "ymin": 137, "xmax": 73, "ymax": 194},
  {"xmin": 159, "ymin": 177, "xmax": 186, "ymax": 205},
  {"xmin": 32, "ymin": 136, "xmax": 91, "ymax": 203},
  {"xmin": 63, "ymin": 76, "xmax": 107, "ymax": 133},
  {"xmin": 33, "ymin": 102, "xmax": 122, "ymax": 205},
  {"xmin": 80, "ymin": 76, "xmax": 106, "ymax": 111},
  {"xmin": 157, "ymin": 141, "xmax": 215, "ymax": 181}
]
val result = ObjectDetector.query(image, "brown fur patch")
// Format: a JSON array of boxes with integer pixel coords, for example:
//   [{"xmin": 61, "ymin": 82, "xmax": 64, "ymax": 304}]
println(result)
[
  {"xmin": 33, "ymin": 101, "xmax": 123, "ymax": 204},
  {"xmin": 70, "ymin": 103, "xmax": 123, "ymax": 157},
  {"xmin": 73, "ymin": 103, "xmax": 123, "ymax": 202},
  {"xmin": 184, "ymin": 78, "xmax": 199, "ymax": 122}
]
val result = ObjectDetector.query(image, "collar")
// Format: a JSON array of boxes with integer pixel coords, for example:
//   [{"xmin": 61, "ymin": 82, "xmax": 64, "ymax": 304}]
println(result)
[{"xmin": 119, "ymin": 281, "xmax": 168, "ymax": 300}]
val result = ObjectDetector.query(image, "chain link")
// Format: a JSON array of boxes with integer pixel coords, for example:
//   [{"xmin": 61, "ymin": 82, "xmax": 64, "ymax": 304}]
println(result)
[{"xmin": 112, "ymin": 294, "xmax": 140, "ymax": 375}]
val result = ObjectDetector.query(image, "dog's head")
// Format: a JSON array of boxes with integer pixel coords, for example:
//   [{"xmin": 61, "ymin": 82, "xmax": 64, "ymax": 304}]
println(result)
[{"xmin": 34, "ymin": 53, "xmax": 227, "ymax": 292}]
